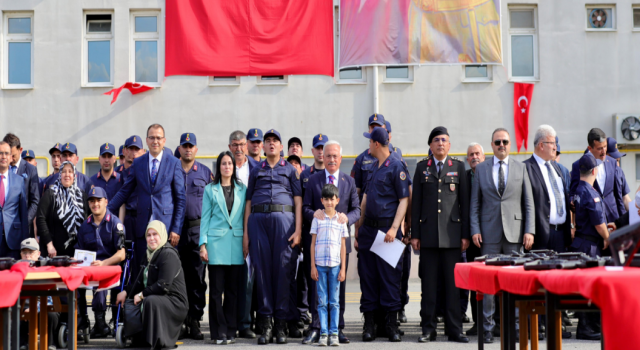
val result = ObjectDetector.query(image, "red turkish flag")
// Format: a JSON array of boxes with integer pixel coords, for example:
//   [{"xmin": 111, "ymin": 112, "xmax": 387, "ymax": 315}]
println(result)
[
  {"xmin": 103, "ymin": 83, "xmax": 153, "ymax": 105},
  {"xmin": 513, "ymin": 83, "xmax": 535, "ymax": 152},
  {"xmin": 165, "ymin": 0, "xmax": 334, "ymax": 77}
]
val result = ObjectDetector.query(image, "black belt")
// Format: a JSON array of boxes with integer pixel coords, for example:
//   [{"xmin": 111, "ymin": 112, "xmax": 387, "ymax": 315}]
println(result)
[
  {"xmin": 575, "ymin": 233, "xmax": 602, "ymax": 244},
  {"xmin": 364, "ymin": 216, "xmax": 395, "ymax": 228},
  {"xmin": 251, "ymin": 205, "xmax": 294, "ymax": 213},
  {"xmin": 126, "ymin": 209, "xmax": 137, "ymax": 217},
  {"xmin": 186, "ymin": 219, "xmax": 201, "ymax": 229},
  {"xmin": 550, "ymin": 223, "xmax": 566, "ymax": 231}
]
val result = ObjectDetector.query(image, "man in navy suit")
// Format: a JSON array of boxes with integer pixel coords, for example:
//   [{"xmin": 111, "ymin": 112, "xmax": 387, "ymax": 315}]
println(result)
[
  {"xmin": 0, "ymin": 141, "xmax": 29, "ymax": 259},
  {"xmin": 108, "ymin": 124, "xmax": 186, "ymax": 277},
  {"xmin": 2, "ymin": 134, "xmax": 39, "ymax": 235},
  {"xmin": 302, "ymin": 140, "xmax": 360, "ymax": 344},
  {"xmin": 569, "ymin": 128, "xmax": 625, "ymax": 224}
]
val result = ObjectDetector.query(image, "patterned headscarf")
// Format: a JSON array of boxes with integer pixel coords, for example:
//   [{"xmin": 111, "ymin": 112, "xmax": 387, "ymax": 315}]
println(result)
[{"xmin": 50, "ymin": 161, "xmax": 84, "ymax": 248}]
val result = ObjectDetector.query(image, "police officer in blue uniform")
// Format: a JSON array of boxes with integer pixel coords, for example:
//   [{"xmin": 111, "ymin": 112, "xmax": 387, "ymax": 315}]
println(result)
[
  {"xmin": 118, "ymin": 145, "xmax": 125, "ymax": 167},
  {"xmin": 177, "ymin": 133, "xmax": 212, "ymax": 340},
  {"xmin": 247, "ymin": 128, "xmax": 264, "ymax": 162},
  {"xmin": 606, "ymin": 137, "xmax": 632, "ymax": 215},
  {"xmin": 42, "ymin": 143, "xmax": 63, "ymax": 195},
  {"xmin": 288, "ymin": 137, "xmax": 309, "ymax": 171},
  {"xmin": 570, "ymin": 153, "xmax": 615, "ymax": 341},
  {"xmin": 48, "ymin": 143, "xmax": 92, "ymax": 190},
  {"xmin": 244, "ymin": 129, "xmax": 302, "ymax": 345},
  {"xmin": 76, "ymin": 187, "xmax": 125, "ymax": 338},
  {"xmin": 21, "ymin": 150, "xmax": 37, "ymax": 167},
  {"xmin": 357, "ymin": 127, "xmax": 410, "ymax": 342},
  {"xmin": 88, "ymin": 143, "xmax": 122, "ymax": 200},
  {"xmin": 351, "ymin": 114, "xmax": 386, "ymax": 200}
]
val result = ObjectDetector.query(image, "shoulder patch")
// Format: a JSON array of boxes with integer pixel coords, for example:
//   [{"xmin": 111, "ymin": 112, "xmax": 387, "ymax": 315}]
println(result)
[
  {"xmin": 400, "ymin": 172, "xmax": 406, "ymax": 181},
  {"xmin": 450, "ymin": 156, "xmax": 461, "ymax": 162},
  {"xmin": 117, "ymin": 223, "xmax": 124, "ymax": 231},
  {"xmin": 418, "ymin": 157, "xmax": 429, "ymax": 163}
]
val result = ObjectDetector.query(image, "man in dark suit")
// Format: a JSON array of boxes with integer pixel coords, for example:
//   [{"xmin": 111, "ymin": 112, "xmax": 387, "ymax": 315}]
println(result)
[
  {"xmin": 0, "ymin": 141, "xmax": 29, "ymax": 259},
  {"xmin": 412, "ymin": 127, "xmax": 470, "ymax": 344},
  {"xmin": 2, "ymin": 134, "xmax": 39, "ymax": 235},
  {"xmin": 302, "ymin": 140, "xmax": 360, "ymax": 344},
  {"xmin": 108, "ymin": 124, "xmax": 187, "ymax": 278}
]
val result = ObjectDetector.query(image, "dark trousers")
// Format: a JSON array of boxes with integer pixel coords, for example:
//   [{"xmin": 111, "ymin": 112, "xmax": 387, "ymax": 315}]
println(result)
[
  {"xmin": 400, "ymin": 245, "xmax": 411, "ymax": 307},
  {"xmin": 548, "ymin": 227, "xmax": 567, "ymax": 253},
  {"xmin": 91, "ymin": 288, "xmax": 117, "ymax": 312},
  {"xmin": 419, "ymin": 248, "xmax": 462, "ymax": 336},
  {"xmin": 358, "ymin": 244, "xmax": 403, "ymax": 313},
  {"xmin": 0, "ymin": 234, "xmax": 19, "ymax": 259},
  {"xmin": 236, "ymin": 261, "xmax": 254, "ymax": 331},
  {"xmin": 20, "ymin": 312, "xmax": 59, "ymax": 346},
  {"xmin": 178, "ymin": 226, "xmax": 207, "ymax": 320},
  {"xmin": 287, "ymin": 254, "xmax": 300, "ymax": 322},
  {"xmin": 296, "ymin": 253, "xmax": 309, "ymax": 319},
  {"xmin": 208, "ymin": 265, "xmax": 241, "ymax": 340}
]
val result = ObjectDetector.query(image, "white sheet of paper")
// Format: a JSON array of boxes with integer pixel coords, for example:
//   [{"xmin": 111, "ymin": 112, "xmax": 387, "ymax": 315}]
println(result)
[
  {"xmin": 630, "ymin": 200, "xmax": 640, "ymax": 226},
  {"xmin": 74, "ymin": 250, "xmax": 96, "ymax": 267},
  {"xmin": 370, "ymin": 230, "xmax": 406, "ymax": 267}
]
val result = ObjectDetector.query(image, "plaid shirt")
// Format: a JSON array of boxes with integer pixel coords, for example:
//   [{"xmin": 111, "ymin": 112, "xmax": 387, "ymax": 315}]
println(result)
[{"xmin": 310, "ymin": 211, "xmax": 349, "ymax": 267}]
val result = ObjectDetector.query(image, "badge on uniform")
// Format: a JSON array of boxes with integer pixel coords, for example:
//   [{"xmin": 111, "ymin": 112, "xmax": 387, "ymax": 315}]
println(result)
[
  {"xmin": 280, "ymin": 159, "xmax": 285, "ymax": 166},
  {"xmin": 194, "ymin": 164, "xmax": 198, "ymax": 171},
  {"xmin": 106, "ymin": 214, "xmax": 111, "ymax": 222},
  {"xmin": 384, "ymin": 160, "xmax": 390, "ymax": 167},
  {"xmin": 446, "ymin": 172, "xmax": 458, "ymax": 176},
  {"xmin": 262, "ymin": 162, "xmax": 266, "ymax": 168},
  {"xmin": 594, "ymin": 197, "xmax": 600, "ymax": 203},
  {"xmin": 400, "ymin": 171, "xmax": 406, "ymax": 181},
  {"xmin": 117, "ymin": 223, "xmax": 124, "ymax": 232},
  {"xmin": 296, "ymin": 172, "xmax": 300, "ymax": 180},
  {"xmin": 427, "ymin": 159, "xmax": 432, "ymax": 166},
  {"xmin": 448, "ymin": 159, "xmax": 453, "ymax": 167},
  {"xmin": 450, "ymin": 184, "xmax": 456, "ymax": 191}
]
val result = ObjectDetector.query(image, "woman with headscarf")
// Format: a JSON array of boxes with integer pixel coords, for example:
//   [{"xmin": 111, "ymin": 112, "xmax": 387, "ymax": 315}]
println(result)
[
  {"xmin": 116, "ymin": 220, "xmax": 188, "ymax": 349},
  {"xmin": 36, "ymin": 161, "xmax": 90, "ymax": 258}
]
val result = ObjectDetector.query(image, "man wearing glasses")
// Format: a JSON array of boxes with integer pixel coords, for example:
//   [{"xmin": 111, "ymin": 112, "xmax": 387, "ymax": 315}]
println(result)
[{"xmin": 469, "ymin": 127, "xmax": 535, "ymax": 344}]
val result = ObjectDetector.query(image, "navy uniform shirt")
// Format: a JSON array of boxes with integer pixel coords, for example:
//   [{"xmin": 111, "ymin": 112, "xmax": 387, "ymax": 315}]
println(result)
[
  {"xmin": 246, "ymin": 158, "xmax": 302, "ymax": 206},
  {"xmin": 573, "ymin": 180, "xmax": 606, "ymax": 240},
  {"xmin": 180, "ymin": 161, "xmax": 213, "ymax": 221},
  {"xmin": 76, "ymin": 210, "xmax": 125, "ymax": 260},
  {"xmin": 300, "ymin": 165, "xmax": 321, "ymax": 199},
  {"xmin": 351, "ymin": 145, "xmax": 411, "ymax": 199},
  {"xmin": 87, "ymin": 171, "xmax": 123, "ymax": 200}
]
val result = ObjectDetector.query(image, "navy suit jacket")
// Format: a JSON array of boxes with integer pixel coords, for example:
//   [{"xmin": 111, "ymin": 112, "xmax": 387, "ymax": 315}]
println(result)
[
  {"xmin": 1, "ymin": 172, "xmax": 29, "ymax": 250},
  {"xmin": 302, "ymin": 170, "xmax": 361, "ymax": 254},
  {"xmin": 16, "ymin": 160, "xmax": 40, "ymax": 222},
  {"xmin": 108, "ymin": 151, "xmax": 186, "ymax": 239},
  {"xmin": 570, "ymin": 155, "xmax": 622, "ymax": 222},
  {"xmin": 524, "ymin": 156, "xmax": 572, "ymax": 249}
]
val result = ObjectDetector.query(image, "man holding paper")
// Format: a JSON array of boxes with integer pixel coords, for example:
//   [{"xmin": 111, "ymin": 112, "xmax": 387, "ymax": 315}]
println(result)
[
  {"xmin": 356, "ymin": 127, "xmax": 410, "ymax": 343},
  {"xmin": 411, "ymin": 127, "xmax": 470, "ymax": 343}
]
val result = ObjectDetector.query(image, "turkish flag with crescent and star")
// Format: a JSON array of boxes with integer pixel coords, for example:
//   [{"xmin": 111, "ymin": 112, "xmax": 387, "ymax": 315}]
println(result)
[{"xmin": 514, "ymin": 82, "xmax": 535, "ymax": 152}]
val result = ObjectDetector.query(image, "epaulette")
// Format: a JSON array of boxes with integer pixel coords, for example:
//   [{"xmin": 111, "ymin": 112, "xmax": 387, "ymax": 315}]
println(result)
[
  {"xmin": 450, "ymin": 156, "xmax": 461, "ymax": 162},
  {"xmin": 418, "ymin": 157, "xmax": 430, "ymax": 163}
]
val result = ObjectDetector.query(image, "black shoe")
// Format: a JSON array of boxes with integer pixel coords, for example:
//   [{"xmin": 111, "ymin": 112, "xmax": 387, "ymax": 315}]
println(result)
[
  {"xmin": 448, "ymin": 334, "xmax": 470, "ymax": 343},
  {"xmin": 338, "ymin": 330, "xmax": 350, "ymax": 344},
  {"xmin": 274, "ymin": 318, "xmax": 288, "ymax": 344},
  {"xmin": 238, "ymin": 328, "xmax": 256, "ymax": 339},
  {"xmin": 90, "ymin": 312, "xmax": 111, "ymax": 339},
  {"xmin": 576, "ymin": 329, "xmax": 601, "ymax": 341},
  {"xmin": 287, "ymin": 321, "xmax": 302, "ymax": 338},
  {"xmin": 302, "ymin": 329, "xmax": 319, "ymax": 344},
  {"xmin": 399, "ymin": 310, "xmax": 407, "ymax": 323},
  {"xmin": 492, "ymin": 326, "xmax": 501, "ymax": 337},
  {"xmin": 562, "ymin": 331, "xmax": 572, "ymax": 339},
  {"xmin": 257, "ymin": 316, "xmax": 273, "ymax": 345},
  {"xmin": 362, "ymin": 311, "xmax": 376, "ymax": 342},
  {"xmin": 466, "ymin": 323, "xmax": 478, "ymax": 336},
  {"xmin": 188, "ymin": 317, "xmax": 204, "ymax": 340},
  {"xmin": 418, "ymin": 333, "xmax": 431, "ymax": 343},
  {"xmin": 483, "ymin": 331, "xmax": 494, "ymax": 344},
  {"xmin": 386, "ymin": 312, "xmax": 401, "ymax": 342},
  {"xmin": 462, "ymin": 314, "xmax": 471, "ymax": 323}
]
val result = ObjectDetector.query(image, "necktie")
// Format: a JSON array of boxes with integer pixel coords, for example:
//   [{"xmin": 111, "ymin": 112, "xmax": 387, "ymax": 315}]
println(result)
[
  {"xmin": 545, "ymin": 162, "xmax": 564, "ymax": 217},
  {"xmin": 151, "ymin": 159, "xmax": 158, "ymax": 184},
  {"xmin": 0, "ymin": 175, "xmax": 5, "ymax": 208},
  {"xmin": 328, "ymin": 175, "xmax": 335, "ymax": 185},
  {"xmin": 10, "ymin": 166, "xmax": 17, "ymax": 174},
  {"xmin": 498, "ymin": 161, "xmax": 505, "ymax": 197},
  {"xmin": 437, "ymin": 161, "xmax": 443, "ymax": 176}
]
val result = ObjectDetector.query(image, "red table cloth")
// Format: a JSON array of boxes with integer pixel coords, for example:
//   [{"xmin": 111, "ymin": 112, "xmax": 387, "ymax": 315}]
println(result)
[{"xmin": 0, "ymin": 263, "xmax": 30, "ymax": 308}]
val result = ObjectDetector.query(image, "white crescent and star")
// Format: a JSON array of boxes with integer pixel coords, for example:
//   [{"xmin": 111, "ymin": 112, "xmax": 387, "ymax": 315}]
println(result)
[{"xmin": 517, "ymin": 96, "xmax": 528, "ymax": 113}]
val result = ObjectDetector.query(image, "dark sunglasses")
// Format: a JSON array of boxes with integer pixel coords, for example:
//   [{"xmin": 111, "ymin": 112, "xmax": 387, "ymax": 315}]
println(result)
[{"xmin": 494, "ymin": 139, "xmax": 510, "ymax": 146}]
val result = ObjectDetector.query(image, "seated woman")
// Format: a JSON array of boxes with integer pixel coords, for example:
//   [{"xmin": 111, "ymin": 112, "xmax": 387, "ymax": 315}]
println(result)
[
  {"xmin": 116, "ymin": 220, "xmax": 188, "ymax": 349},
  {"xmin": 199, "ymin": 151, "xmax": 246, "ymax": 344}
]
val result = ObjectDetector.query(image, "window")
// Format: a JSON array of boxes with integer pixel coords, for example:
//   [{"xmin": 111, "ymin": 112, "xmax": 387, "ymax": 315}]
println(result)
[
  {"xmin": 256, "ymin": 75, "xmax": 288, "ymax": 85},
  {"xmin": 335, "ymin": 7, "xmax": 366, "ymax": 84},
  {"xmin": 462, "ymin": 65, "xmax": 493, "ymax": 83},
  {"xmin": 208, "ymin": 76, "xmax": 241, "ymax": 86},
  {"xmin": 3, "ymin": 12, "xmax": 34, "ymax": 89},
  {"xmin": 585, "ymin": 5, "xmax": 616, "ymax": 31},
  {"xmin": 83, "ymin": 12, "xmax": 114, "ymax": 87},
  {"xmin": 130, "ymin": 11, "xmax": 162, "ymax": 86},
  {"xmin": 633, "ymin": 6, "xmax": 640, "ymax": 30},
  {"xmin": 508, "ymin": 7, "xmax": 539, "ymax": 81},
  {"xmin": 383, "ymin": 66, "xmax": 414, "ymax": 83}
]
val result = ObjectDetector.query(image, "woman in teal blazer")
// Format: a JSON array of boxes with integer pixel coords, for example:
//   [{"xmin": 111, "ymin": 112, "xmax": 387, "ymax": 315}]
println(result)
[{"xmin": 199, "ymin": 151, "xmax": 246, "ymax": 344}]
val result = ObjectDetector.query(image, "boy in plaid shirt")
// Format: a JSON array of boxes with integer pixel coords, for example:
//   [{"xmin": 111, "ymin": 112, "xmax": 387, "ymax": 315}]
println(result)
[{"xmin": 310, "ymin": 184, "xmax": 348, "ymax": 346}]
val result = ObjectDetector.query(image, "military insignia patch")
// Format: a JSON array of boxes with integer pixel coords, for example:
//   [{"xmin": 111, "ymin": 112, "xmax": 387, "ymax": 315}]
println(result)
[
  {"xmin": 384, "ymin": 160, "xmax": 390, "ymax": 167},
  {"xmin": 450, "ymin": 184, "xmax": 456, "ymax": 191},
  {"xmin": 194, "ymin": 164, "xmax": 198, "ymax": 171},
  {"xmin": 448, "ymin": 159, "xmax": 453, "ymax": 167},
  {"xmin": 594, "ymin": 197, "xmax": 600, "ymax": 203},
  {"xmin": 400, "ymin": 172, "xmax": 406, "ymax": 180},
  {"xmin": 186, "ymin": 134, "xmax": 190, "ymax": 141},
  {"xmin": 296, "ymin": 172, "xmax": 300, "ymax": 180},
  {"xmin": 319, "ymin": 134, "xmax": 323, "ymax": 140},
  {"xmin": 117, "ymin": 223, "xmax": 124, "ymax": 231},
  {"xmin": 446, "ymin": 172, "xmax": 458, "ymax": 176},
  {"xmin": 105, "ymin": 143, "xmax": 109, "ymax": 149}
]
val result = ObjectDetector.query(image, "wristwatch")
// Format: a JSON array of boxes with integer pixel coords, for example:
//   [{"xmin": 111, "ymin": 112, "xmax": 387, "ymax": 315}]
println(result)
[
  {"xmin": 137, "ymin": 292, "xmax": 144, "ymax": 300},
  {"xmin": 570, "ymin": 223, "xmax": 575, "ymax": 229}
]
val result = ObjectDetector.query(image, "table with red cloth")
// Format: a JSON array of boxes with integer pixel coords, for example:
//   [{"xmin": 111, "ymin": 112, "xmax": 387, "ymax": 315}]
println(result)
[
  {"xmin": 455, "ymin": 262, "xmax": 640, "ymax": 350},
  {"xmin": 0, "ymin": 263, "xmax": 122, "ymax": 350}
]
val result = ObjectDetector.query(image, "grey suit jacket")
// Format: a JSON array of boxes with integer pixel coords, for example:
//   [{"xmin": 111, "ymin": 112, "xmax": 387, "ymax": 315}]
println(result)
[{"xmin": 470, "ymin": 156, "xmax": 535, "ymax": 244}]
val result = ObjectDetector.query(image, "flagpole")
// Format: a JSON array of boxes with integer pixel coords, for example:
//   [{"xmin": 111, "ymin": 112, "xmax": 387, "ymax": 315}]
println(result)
[{"xmin": 372, "ymin": 66, "xmax": 379, "ymax": 113}]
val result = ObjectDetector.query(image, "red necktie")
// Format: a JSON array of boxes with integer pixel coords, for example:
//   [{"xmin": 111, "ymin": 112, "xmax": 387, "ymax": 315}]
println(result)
[
  {"xmin": 0, "ymin": 175, "xmax": 5, "ymax": 208},
  {"xmin": 329, "ymin": 175, "xmax": 335, "ymax": 185}
]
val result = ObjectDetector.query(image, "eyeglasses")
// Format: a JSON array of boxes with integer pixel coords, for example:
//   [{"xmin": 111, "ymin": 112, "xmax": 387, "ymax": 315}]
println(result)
[
  {"xmin": 147, "ymin": 136, "xmax": 164, "ymax": 142},
  {"xmin": 432, "ymin": 137, "xmax": 449, "ymax": 144},
  {"xmin": 494, "ymin": 139, "xmax": 510, "ymax": 146},
  {"xmin": 230, "ymin": 143, "xmax": 246, "ymax": 148},
  {"xmin": 542, "ymin": 142, "xmax": 556, "ymax": 146}
]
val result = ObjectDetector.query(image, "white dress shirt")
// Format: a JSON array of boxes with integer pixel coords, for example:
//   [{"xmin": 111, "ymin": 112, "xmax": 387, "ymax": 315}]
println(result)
[
  {"xmin": 11, "ymin": 158, "xmax": 21, "ymax": 174},
  {"xmin": 533, "ymin": 153, "xmax": 566, "ymax": 224},
  {"xmin": 0, "ymin": 170, "xmax": 9, "ymax": 202},
  {"xmin": 596, "ymin": 161, "xmax": 606, "ymax": 192},
  {"xmin": 326, "ymin": 169, "xmax": 340, "ymax": 187},
  {"xmin": 236, "ymin": 157, "xmax": 250, "ymax": 186},
  {"xmin": 492, "ymin": 156, "xmax": 510, "ymax": 192},
  {"xmin": 149, "ymin": 150, "xmax": 164, "ymax": 176}
]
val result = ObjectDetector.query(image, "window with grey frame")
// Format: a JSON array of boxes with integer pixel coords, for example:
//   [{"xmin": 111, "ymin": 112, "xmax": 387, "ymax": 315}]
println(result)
[
  {"xmin": 132, "ymin": 14, "xmax": 159, "ymax": 83},
  {"xmin": 4, "ymin": 14, "xmax": 33, "ymax": 87},
  {"xmin": 509, "ymin": 7, "xmax": 538, "ymax": 80}
]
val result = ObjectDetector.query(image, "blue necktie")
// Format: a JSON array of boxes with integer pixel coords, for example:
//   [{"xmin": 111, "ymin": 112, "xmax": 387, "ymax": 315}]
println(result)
[
  {"xmin": 151, "ymin": 159, "xmax": 158, "ymax": 184},
  {"xmin": 545, "ymin": 162, "xmax": 564, "ymax": 217},
  {"xmin": 328, "ymin": 175, "xmax": 335, "ymax": 185},
  {"xmin": 11, "ymin": 166, "xmax": 17, "ymax": 174}
]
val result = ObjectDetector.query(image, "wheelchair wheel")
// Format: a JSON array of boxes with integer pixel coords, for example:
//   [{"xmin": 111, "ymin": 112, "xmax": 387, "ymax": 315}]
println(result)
[
  {"xmin": 115, "ymin": 324, "xmax": 128, "ymax": 348},
  {"xmin": 56, "ymin": 323, "xmax": 68, "ymax": 349}
]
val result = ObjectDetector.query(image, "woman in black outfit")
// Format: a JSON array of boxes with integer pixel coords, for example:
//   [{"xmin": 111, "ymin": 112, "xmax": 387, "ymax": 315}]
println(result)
[{"xmin": 116, "ymin": 220, "xmax": 188, "ymax": 349}]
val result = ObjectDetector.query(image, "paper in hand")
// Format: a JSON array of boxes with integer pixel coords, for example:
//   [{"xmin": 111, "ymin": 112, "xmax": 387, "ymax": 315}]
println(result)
[
  {"xmin": 74, "ymin": 250, "xmax": 96, "ymax": 267},
  {"xmin": 370, "ymin": 230, "xmax": 406, "ymax": 267}
]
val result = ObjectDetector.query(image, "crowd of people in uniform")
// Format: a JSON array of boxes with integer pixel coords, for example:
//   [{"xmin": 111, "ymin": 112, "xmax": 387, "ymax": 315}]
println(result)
[{"xmin": 0, "ymin": 115, "xmax": 633, "ymax": 348}]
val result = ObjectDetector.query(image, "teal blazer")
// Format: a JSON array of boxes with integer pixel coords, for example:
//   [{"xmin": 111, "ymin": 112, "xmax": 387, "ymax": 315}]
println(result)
[{"xmin": 199, "ymin": 182, "xmax": 246, "ymax": 265}]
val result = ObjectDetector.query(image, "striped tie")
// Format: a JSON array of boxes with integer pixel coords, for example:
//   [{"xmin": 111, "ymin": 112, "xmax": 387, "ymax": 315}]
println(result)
[
  {"xmin": 328, "ymin": 175, "xmax": 335, "ymax": 185},
  {"xmin": 151, "ymin": 159, "xmax": 158, "ymax": 184},
  {"xmin": 545, "ymin": 162, "xmax": 564, "ymax": 217}
]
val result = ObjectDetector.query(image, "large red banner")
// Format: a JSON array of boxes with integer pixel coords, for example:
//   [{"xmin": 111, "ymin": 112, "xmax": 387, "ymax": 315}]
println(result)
[{"xmin": 165, "ymin": 0, "xmax": 334, "ymax": 77}]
